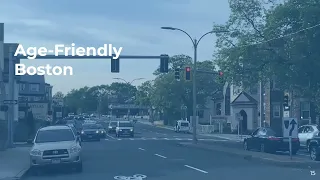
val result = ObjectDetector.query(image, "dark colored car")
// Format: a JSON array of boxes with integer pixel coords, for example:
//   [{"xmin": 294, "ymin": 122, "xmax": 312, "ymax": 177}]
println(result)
[
  {"xmin": 96, "ymin": 124, "xmax": 106, "ymax": 138},
  {"xmin": 309, "ymin": 132, "xmax": 320, "ymax": 161},
  {"xmin": 108, "ymin": 121, "xmax": 117, "ymax": 133},
  {"xmin": 243, "ymin": 127, "xmax": 300, "ymax": 154},
  {"xmin": 80, "ymin": 124, "xmax": 101, "ymax": 141}
]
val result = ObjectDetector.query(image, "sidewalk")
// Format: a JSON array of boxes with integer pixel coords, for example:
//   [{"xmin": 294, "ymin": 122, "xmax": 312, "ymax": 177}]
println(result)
[
  {"xmin": 199, "ymin": 133, "xmax": 249, "ymax": 142},
  {"xmin": 0, "ymin": 147, "xmax": 31, "ymax": 180},
  {"xmin": 138, "ymin": 120, "xmax": 174, "ymax": 130},
  {"xmin": 178, "ymin": 142, "xmax": 320, "ymax": 169}
]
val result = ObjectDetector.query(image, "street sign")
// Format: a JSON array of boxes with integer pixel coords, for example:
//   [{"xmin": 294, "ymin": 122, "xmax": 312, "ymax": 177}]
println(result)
[
  {"xmin": 282, "ymin": 117, "xmax": 298, "ymax": 138},
  {"xmin": 3, "ymin": 100, "xmax": 18, "ymax": 105}
]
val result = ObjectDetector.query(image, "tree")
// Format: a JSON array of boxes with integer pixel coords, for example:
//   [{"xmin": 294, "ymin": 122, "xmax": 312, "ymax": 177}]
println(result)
[
  {"xmin": 214, "ymin": 0, "xmax": 320, "ymax": 107},
  {"xmin": 135, "ymin": 80, "xmax": 154, "ymax": 107},
  {"xmin": 53, "ymin": 91, "xmax": 64, "ymax": 99},
  {"xmin": 149, "ymin": 54, "xmax": 222, "ymax": 124}
]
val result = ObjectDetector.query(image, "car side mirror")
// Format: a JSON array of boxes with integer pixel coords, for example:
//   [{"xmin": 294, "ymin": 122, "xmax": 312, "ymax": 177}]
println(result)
[{"xmin": 27, "ymin": 139, "xmax": 34, "ymax": 144}]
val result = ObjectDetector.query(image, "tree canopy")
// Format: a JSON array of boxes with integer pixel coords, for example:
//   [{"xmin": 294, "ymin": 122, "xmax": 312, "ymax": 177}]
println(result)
[{"xmin": 214, "ymin": 0, "xmax": 320, "ymax": 109}]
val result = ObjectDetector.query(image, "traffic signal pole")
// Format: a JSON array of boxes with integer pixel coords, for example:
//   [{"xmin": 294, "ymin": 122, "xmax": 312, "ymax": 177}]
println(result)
[{"xmin": 161, "ymin": 26, "xmax": 228, "ymax": 144}]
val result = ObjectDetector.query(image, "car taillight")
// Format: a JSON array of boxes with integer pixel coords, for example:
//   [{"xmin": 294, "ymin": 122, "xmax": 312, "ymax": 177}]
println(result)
[
  {"xmin": 292, "ymin": 138, "xmax": 299, "ymax": 142},
  {"xmin": 268, "ymin": 136, "xmax": 280, "ymax": 140}
]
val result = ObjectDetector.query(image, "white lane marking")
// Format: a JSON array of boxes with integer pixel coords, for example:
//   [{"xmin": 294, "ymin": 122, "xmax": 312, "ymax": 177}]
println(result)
[
  {"xmin": 104, "ymin": 138, "xmax": 109, "ymax": 140},
  {"xmin": 141, "ymin": 137, "xmax": 146, "ymax": 140},
  {"xmin": 154, "ymin": 154, "xmax": 167, "ymax": 159},
  {"xmin": 152, "ymin": 138, "xmax": 157, "ymax": 140},
  {"xmin": 187, "ymin": 138, "xmax": 192, "ymax": 140},
  {"xmin": 164, "ymin": 138, "xmax": 169, "ymax": 140},
  {"xmin": 184, "ymin": 165, "xmax": 208, "ymax": 174},
  {"xmin": 163, "ymin": 133, "xmax": 167, "ymax": 135},
  {"xmin": 129, "ymin": 138, "xmax": 134, "ymax": 140},
  {"xmin": 175, "ymin": 138, "xmax": 182, "ymax": 140},
  {"xmin": 138, "ymin": 148, "xmax": 146, "ymax": 151},
  {"xmin": 107, "ymin": 134, "xmax": 116, "ymax": 139},
  {"xmin": 117, "ymin": 139, "xmax": 122, "ymax": 140}
]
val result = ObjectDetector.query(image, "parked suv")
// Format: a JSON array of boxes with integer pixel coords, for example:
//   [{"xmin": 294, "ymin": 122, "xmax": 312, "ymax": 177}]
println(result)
[
  {"xmin": 29, "ymin": 125, "xmax": 82, "ymax": 172},
  {"xmin": 298, "ymin": 124, "xmax": 320, "ymax": 151}
]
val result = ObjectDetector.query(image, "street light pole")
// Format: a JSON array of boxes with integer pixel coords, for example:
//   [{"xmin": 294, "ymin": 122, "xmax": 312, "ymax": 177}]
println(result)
[{"xmin": 161, "ymin": 27, "xmax": 228, "ymax": 144}]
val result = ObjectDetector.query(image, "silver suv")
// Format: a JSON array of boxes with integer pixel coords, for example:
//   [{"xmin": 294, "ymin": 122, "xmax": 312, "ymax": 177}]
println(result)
[
  {"xmin": 29, "ymin": 125, "xmax": 82, "ymax": 172},
  {"xmin": 298, "ymin": 124, "xmax": 320, "ymax": 151}
]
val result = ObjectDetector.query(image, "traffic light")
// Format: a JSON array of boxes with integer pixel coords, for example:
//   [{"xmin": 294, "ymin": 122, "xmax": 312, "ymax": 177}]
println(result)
[
  {"xmin": 185, "ymin": 67, "xmax": 191, "ymax": 81},
  {"xmin": 111, "ymin": 54, "xmax": 120, "ymax": 73},
  {"xmin": 175, "ymin": 67, "xmax": 180, "ymax": 81},
  {"xmin": 218, "ymin": 71, "xmax": 224, "ymax": 83},
  {"xmin": 283, "ymin": 93, "xmax": 289, "ymax": 110},
  {"xmin": 160, "ymin": 54, "xmax": 169, "ymax": 73}
]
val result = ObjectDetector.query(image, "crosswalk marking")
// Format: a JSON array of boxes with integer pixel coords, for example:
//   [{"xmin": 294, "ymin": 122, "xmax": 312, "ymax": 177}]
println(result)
[{"xmin": 103, "ymin": 137, "xmax": 227, "ymax": 141}]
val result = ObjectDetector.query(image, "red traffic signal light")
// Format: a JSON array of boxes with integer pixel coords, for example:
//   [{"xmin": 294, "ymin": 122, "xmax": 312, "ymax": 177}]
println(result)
[
  {"xmin": 185, "ymin": 67, "xmax": 191, "ymax": 80},
  {"xmin": 219, "ymin": 71, "xmax": 223, "ymax": 76}
]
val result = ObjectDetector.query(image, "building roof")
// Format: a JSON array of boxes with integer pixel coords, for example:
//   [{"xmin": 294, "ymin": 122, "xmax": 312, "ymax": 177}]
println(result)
[
  {"xmin": 20, "ymin": 74, "xmax": 45, "ymax": 83},
  {"xmin": 231, "ymin": 91, "xmax": 258, "ymax": 105}
]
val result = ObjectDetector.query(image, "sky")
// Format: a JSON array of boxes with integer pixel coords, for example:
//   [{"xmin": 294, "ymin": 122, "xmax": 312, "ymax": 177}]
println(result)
[{"xmin": 0, "ymin": 0, "xmax": 230, "ymax": 94}]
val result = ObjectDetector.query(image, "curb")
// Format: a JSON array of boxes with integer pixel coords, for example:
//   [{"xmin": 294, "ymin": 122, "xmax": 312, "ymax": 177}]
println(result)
[
  {"xmin": 177, "ymin": 142, "xmax": 320, "ymax": 169},
  {"xmin": 15, "ymin": 167, "xmax": 30, "ymax": 179}
]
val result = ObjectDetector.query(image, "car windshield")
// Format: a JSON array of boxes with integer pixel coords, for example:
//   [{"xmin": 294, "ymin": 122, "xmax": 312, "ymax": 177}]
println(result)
[
  {"xmin": 35, "ymin": 129, "xmax": 75, "ymax": 143},
  {"xmin": 119, "ymin": 122, "xmax": 133, "ymax": 127},
  {"xmin": 83, "ymin": 124, "xmax": 99, "ymax": 129},
  {"xmin": 265, "ymin": 128, "xmax": 278, "ymax": 136},
  {"xmin": 181, "ymin": 122, "xmax": 189, "ymax": 127}
]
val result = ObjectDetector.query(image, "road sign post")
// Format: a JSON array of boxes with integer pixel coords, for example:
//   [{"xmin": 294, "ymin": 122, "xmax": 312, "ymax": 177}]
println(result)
[{"xmin": 282, "ymin": 117, "xmax": 298, "ymax": 160}]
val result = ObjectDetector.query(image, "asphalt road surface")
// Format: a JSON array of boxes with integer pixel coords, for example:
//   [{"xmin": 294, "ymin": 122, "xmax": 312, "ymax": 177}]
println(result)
[{"xmin": 25, "ymin": 123, "xmax": 318, "ymax": 180}]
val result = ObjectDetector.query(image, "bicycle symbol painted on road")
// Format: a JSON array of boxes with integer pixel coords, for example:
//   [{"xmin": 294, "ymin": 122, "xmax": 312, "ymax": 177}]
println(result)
[{"xmin": 114, "ymin": 174, "xmax": 147, "ymax": 180}]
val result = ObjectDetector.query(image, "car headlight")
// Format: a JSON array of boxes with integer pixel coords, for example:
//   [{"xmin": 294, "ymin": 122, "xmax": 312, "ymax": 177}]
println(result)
[
  {"xmin": 130, "ymin": 129, "xmax": 133, "ymax": 131},
  {"xmin": 30, "ymin": 149, "xmax": 42, "ymax": 156},
  {"xmin": 108, "ymin": 126, "xmax": 112, "ymax": 129},
  {"xmin": 81, "ymin": 131, "xmax": 84, "ymax": 134},
  {"xmin": 100, "ymin": 130, "xmax": 105, "ymax": 133},
  {"xmin": 96, "ymin": 130, "xmax": 99, "ymax": 133},
  {"xmin": 70, "ymin": 146, "xmax": 81, "ymax": 154},
  {"xmin": 119, "ymin": 129, "xmax": 122, "ymax": 131}
]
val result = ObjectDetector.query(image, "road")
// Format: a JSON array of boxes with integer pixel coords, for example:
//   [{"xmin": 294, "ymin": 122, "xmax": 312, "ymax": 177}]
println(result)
[{"xmin": 25, "ymin": 122, "xmax": 317, "ymax": 180}]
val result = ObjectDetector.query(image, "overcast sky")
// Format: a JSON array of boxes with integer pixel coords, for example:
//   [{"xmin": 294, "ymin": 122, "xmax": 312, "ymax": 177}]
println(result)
[{"xmin": 0, "ymin": 0, "xmax": 230, "ymax": 94}]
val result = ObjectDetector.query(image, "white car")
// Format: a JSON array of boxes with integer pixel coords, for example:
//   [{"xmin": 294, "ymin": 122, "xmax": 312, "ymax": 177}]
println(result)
[
  {"xmin": 29, "ymin": 125, "xmax": 82, "ymax": 172},
  {"xmin": 298, "ymin": 124, "xmax": 320, "ymax": 151},
  {"xmin": 174, "ymin": 120, "xmax": 190, "ymax": 133}
]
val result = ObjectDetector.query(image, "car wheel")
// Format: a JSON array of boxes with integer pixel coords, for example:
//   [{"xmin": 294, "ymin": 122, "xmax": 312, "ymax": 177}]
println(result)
[
  {"xmin": 243, "ymin": 141, "xmax": 249, "ymax": 151},
  {"xmin": 310, "ymin": 146, "xmax": 320, "ymax": 161}
]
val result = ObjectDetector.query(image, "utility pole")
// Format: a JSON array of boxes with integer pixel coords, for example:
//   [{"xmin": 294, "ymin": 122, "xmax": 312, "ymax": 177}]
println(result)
[
  {"xmin": 0, "ymin": 23, "xmax": 7, "ymax": 150},
  {"xmin": 7, "ymin": 46, "xmax": 16, "ymax": 148}
]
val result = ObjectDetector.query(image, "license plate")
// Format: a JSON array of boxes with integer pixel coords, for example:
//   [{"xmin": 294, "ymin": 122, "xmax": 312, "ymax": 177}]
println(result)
[
  {"xmin": 52, "ymin": 159, "xmax": 61, "ymax": 164},
  {"xmin": 88, "ymin": 135, "xmax": 92, "ymax": 138}
]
